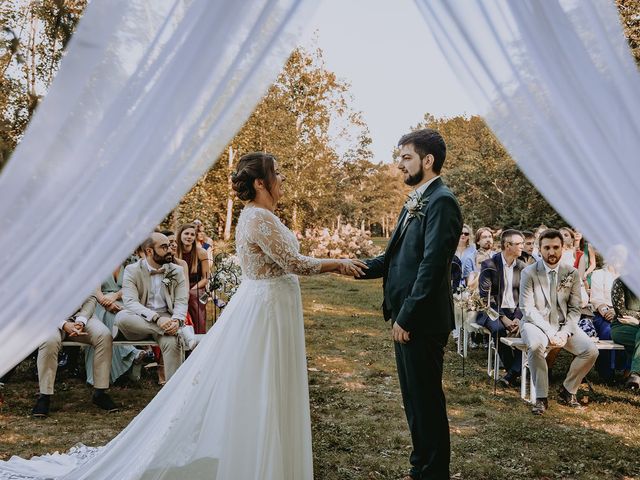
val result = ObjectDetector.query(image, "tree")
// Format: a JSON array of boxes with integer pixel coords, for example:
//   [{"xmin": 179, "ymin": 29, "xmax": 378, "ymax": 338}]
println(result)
[{"xmin": 0, "ymin": 0, "xmax": 86, "ymax": 171}]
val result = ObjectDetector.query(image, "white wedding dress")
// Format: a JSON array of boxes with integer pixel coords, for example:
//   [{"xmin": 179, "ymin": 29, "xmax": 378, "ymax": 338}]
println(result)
[{"xmin": 0, "ymin": 205, "xmax": 321, "ymax": 480}]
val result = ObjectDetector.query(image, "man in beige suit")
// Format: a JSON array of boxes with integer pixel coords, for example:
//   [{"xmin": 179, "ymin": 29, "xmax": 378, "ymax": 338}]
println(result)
[
  {"xmin": 519, "ymin": 229, "xmax": 598, "ymax": 415},
  {"xmin": 32, "ymin": 295, "xmax": 116, "ymax": 417},
  {"xmin": 115, "ymin": 232, "xmax": 188, "ymax": 381}
]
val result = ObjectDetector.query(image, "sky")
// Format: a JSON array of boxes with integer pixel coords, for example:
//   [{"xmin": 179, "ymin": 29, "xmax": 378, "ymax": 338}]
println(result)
[{"xmin": 300, "ymin": 0, "xmax": 477, "ymax": 163}]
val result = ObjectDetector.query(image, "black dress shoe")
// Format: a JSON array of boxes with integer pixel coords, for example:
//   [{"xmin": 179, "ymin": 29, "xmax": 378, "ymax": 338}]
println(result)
[
  {"xmin": 557, "ymin": 386, "xmax": 582, "ymax": 408},
  {"xmin": 531, "ymin": 397, "xmax": 548, "ymax": 415},
  {"xmin": 92, "ymin": 392, "xmax": 119, "ymax": 413},
  {"xmin": 31, "ymin": 394, "xmax": 51, "ymax": 417},
  {"xmin": 626, "ymin": 372, "xmax": 640, "ymax": 390}
]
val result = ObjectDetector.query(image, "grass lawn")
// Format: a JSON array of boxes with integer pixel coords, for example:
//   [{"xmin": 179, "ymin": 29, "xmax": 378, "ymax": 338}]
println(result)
[{"xmin": 1, "ymin": 274, "xmax": 639, "ymax": 479}]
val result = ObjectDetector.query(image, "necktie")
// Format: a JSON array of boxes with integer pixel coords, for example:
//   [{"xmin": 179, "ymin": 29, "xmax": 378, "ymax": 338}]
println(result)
[{"xmin": 549, "ymin": 270, "xmax": 559, "ymax": 326}]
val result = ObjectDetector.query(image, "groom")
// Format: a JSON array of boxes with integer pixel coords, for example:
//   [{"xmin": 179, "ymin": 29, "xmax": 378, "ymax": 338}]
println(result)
[{"xmin": 359, "ymin": 129, "xmax": 462, "ymax": 480}]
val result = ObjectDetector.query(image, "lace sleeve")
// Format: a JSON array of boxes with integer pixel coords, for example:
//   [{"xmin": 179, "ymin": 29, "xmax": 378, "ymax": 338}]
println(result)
[{"xmin": 246, "ymin": 208, "xmax": 322, "ymax": 276}]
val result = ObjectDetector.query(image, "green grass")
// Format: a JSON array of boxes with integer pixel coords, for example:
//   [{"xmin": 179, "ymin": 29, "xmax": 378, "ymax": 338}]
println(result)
[{"xmin": 2, "ymin": 275, "xmax": 640, "ymax": 479}]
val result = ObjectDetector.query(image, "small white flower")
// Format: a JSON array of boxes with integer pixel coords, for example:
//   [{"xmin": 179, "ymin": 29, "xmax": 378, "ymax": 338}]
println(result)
[{"xmin": 404, "ymin": 193, "xmax": 426, "ymax": 220}]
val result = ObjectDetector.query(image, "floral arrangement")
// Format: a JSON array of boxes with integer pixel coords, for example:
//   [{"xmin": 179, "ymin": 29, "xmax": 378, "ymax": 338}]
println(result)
[
  {"xmin": 162, "ymin": 268, "xmax": 179, "ymax": 288},
  {"xmin": 558, "ymin": 272, "xmax": 574, "ymax": 292},
  {"xmin": 201, "ymin": 254, "xmax": 242, "ymax": 307},
  {"xmin": 404, "ymin": 193, "xmax": 427, "ymax": 220},
  {"xmin": 299, "ymin": 224, "xmax": 382, "ymax": 259}
]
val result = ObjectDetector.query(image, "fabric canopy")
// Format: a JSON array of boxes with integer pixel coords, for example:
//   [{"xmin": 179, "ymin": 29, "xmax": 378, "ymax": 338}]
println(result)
[
  {"xmin": 0, "ymin": 0, "xmax": 315, "ymax": 375},
  {"xmin": 1, "ymin": 0, "xmax": 638, "ymax": 375}
]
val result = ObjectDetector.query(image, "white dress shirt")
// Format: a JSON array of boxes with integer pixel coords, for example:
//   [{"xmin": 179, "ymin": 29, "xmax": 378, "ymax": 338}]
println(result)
[
  {"xmin": 144, "ymin": 260, "xmax": 169, "ymax": 312},
  {"xmin": 500, "ymin": 254, "xmax": 517, "ymax": 309},
  {"xmin": 589, "ymin": 268, "xmax": 618, "ymax": 310}
]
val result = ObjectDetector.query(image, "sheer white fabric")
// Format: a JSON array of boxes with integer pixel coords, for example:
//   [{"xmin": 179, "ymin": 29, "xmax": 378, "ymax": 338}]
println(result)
[
  {"xmin": 0, "ymin": 207, "xmax": 314, "ymax": 479},
  {"xmin": 0, "ymin": 0, "xmax": 317, "ymax": 375},
  {"xmin": 414, "ymin": 0, "xmax": 640, "ymax": 295}
]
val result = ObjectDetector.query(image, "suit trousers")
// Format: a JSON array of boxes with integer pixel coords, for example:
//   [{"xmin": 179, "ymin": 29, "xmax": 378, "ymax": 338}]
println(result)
[
  {"xmin": 520, "ymin": 323, "xmax": 598, "ymax": 398},
  {"xmin": 114, "ymin": 311, "xmax": 182, "ymax": 380},
  {"xmin": 38, "ymin": 317, "xmax": 112, "ymax": 394},
  {"xmin": 395, "ymin": 330, "xmax": 450, "ymax": 480}
]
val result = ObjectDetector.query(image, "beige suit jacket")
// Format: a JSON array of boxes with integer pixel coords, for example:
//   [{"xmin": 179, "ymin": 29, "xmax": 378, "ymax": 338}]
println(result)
[
  {"xmin": 519, "ymin": 259, "xmax": 582, "ymax": 338},
  {"xmin": 122, "ymin": 260, "xmax": 188, "ymax": 322}
]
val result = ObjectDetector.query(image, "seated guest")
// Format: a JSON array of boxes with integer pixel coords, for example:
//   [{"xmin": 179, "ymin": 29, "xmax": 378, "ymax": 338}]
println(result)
[
  {"xmin": 519, "ymin": 230, "xmax": 537, "ymax": 266},
  {"xmin": 519, "ymin": 229, "xmax": 598, "ymax": 415},
  {"xmin": 477, "ymin": 229, "xmax": 526, "ymax": 387},
  {"xmin": 176, "ymin": 223, "xmax": 210, "ymax": 334},
  {"xmin": 86, "ymin": 258, "xmax": 146, "ymax": 386},
  {"xmin": 559, "ymin": 227, "xmax": 576, "ymax": 267},
  {"xmin": 32, "ymin": 296, "xmax": 116, "ymax": 417},
  {"xmin": 611, "ymin": 278, "xmax": 640, "ymax": 389},
  {"xmin": 587, "ymin": 254, "xmax": 621, "ymax": 382},
  {"xmin": 115, "ymin": 233, "xmax": 188, "ymax": 381},
  {"xmin": 462, "ymin": 226, "xmax": 493, "ymax": 291}
]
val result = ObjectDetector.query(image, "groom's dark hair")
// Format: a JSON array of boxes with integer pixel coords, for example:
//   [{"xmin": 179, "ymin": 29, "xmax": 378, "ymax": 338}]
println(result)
[{"xmin": 398, "ymin": 129, "xmax": 446, "ymax": 174}]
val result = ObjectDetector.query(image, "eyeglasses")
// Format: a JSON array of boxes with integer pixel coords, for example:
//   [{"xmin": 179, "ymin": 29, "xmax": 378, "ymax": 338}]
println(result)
[{"xmin": 461, "ymin": 232, "xmax": 470, "ymax": 236}]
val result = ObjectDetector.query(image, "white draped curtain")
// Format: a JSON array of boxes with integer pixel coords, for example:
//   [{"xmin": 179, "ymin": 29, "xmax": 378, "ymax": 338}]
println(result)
[
  {"xmin": 414, "ymin": 0, "xmax": 640, "ymax": 286},
  {"xmin": 1, "ymin": 0, "xmax": 639, "ymax": 375},
  {"xmin": 0, "ymin": 0, "xmax": 316, "ymax": 375}
]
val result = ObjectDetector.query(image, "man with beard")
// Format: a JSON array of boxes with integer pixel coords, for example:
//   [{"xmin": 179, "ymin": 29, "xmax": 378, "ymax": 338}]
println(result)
[
  {"xmin": 519, "ymin": 229, "xmax": 598, "ymax": 415},
  {"xmin": 115, "ymin": 232, "xmax": 188, "ymax": 380},
  {"xmin": 358, "ymin": 129, "xmax": 462, "ymax": 480}
]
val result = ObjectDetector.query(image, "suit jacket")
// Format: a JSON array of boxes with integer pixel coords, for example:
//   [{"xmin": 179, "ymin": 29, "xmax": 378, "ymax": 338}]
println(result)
[
  {"xmin": 122, "ymin": 260, "xmax": 188, "ymax": 322},
  {"xmin": 476, "ymin": 252, "xmax": 525, "ymax": 327},
  {"xmin": 518, "ymin": 259, "xmax": 581, "ymax": 338},
  {"xmin": 361, "ymin": 177, "xmax": 462, "ymax": 334}
]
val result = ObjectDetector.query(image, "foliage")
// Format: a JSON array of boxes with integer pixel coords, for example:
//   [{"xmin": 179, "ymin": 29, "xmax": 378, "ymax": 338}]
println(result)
[
  {"xmin": 0, "ymin": 0, "xmax": 86, "ymax": 171},
  {"xmin": 172, "ymin": 46, "xmax": 408, "ymax": 238},
  {"xmin": 411, "ymin": 114, "xmax": 564, "ymax": 230}
]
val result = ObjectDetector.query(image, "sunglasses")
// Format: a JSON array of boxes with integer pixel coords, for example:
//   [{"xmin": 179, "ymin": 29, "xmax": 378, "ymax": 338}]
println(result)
[{"xmin": 461, "ymin": 232, "xmax": 470, "ymax": 236}]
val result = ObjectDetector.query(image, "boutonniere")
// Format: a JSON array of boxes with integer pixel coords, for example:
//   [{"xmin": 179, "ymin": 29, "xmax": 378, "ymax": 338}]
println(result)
[
  {"xmin": 162, "ymin": 268, "xmax": 178, "ymax": 288},
  {"xmin": 558, "ymin": 273, "xmax": 573, "ymax": 292},
  {"xmin": 404, "ymin": 193, "xmax": 426, "ymax": 221}
]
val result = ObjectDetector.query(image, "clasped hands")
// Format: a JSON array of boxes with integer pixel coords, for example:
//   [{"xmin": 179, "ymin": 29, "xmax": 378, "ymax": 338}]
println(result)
[
  {"xmin": 157, "ymin": 316, "xmax": 180, "ymax": 336},
  {"xmin": 99, "ymin": 292, "xmax": 122, "ymax": 313},
  {"xmin": 548, "ymin": 330, "xmax": 570, "ymax": 348},
  {"xmin": 335, "ymin": 259, "xmax": 368, "ymax": 278},
  {"xmin": 63, "ymin": 321, "xmax": 88, "ymax": 337}
]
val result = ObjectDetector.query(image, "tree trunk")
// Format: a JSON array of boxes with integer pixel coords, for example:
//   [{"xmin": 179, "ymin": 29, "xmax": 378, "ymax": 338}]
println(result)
[{"xmin": 223, "ymin": 146, "xmax": 234, "ymax": 240}]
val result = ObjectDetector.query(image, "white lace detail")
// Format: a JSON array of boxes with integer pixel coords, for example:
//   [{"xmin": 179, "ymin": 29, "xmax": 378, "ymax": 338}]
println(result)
[
  {"xmin": 236, "ymin": 206, "xmax": 321, "ymax": 280},
  {"xmin": 0, "ymin": 444, "xmax": 101, "ymax": 480}
]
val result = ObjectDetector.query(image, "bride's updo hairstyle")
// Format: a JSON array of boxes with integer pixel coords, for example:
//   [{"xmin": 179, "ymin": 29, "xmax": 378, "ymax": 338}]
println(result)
[{"xmin": 231, "ymin": 152, "xmax": 277, "ymax": 201}]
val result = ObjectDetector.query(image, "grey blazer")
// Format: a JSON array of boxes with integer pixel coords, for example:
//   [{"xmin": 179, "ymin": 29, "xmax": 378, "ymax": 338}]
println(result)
[
  {"xmin": 121, "ymin": 260, "xmax": 188, "ymax": 322},
  {"xmin": 518, "ymin": 259, "xmax": 582, "ymax": 338}
]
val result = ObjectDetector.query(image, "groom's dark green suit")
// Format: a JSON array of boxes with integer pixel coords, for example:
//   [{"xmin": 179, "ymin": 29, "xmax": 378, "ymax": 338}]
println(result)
[{"xmin": 361, "ymin": 176, "xmax": 462, "ymax": 480}]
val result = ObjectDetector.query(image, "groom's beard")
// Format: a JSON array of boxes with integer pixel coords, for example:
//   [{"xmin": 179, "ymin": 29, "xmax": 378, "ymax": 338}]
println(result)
[{"xmin": 404, "ymin": 165, "xmax": 424, "ymax": 186}]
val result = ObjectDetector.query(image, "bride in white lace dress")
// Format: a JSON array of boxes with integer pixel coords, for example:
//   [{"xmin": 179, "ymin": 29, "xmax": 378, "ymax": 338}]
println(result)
[{"xmin": 0, "ymin": 152, "xmax": 366, "ymax": 480}]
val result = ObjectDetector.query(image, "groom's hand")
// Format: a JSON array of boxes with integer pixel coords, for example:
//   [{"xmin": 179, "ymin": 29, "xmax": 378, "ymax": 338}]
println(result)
[
  {"xmin": 392, "ymin": 322, "xmax": 410, "ymax": 344},
  {"xmin": 337, "ymin": 259, "xmax": 367, "ymax": 277}
]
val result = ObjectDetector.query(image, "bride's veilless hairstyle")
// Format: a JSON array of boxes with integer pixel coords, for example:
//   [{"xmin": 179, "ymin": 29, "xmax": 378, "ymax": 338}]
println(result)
[{"xmin": 231, "ymin": 152, "xmax": 277, "ymax": 201}]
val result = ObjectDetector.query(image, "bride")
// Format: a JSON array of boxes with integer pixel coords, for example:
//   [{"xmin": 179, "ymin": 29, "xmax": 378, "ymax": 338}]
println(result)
[{"xmin": 0, "ymin": 152, "xmax": 366, "ymax": 480}]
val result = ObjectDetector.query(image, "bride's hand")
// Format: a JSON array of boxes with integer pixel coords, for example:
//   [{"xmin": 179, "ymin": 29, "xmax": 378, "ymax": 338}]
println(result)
[{"xmin": 337, "ymin": 259, "xmax": 367, "ymax": 278}]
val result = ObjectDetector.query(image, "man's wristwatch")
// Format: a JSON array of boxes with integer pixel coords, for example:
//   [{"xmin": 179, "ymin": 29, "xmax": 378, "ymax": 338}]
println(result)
[{"xmin": 151, "ymin": 313, "xmax": 160, "ymax": 323}]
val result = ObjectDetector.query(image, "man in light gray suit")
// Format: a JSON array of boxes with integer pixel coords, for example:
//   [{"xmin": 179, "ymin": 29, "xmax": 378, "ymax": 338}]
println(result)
[
  {"xmin": 115, "ymin": 232, "xmax": 188, "ymax": 381},
  {"xmin": 519, "ymin": 229, "xmax": 598, "ymax": 415}
]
